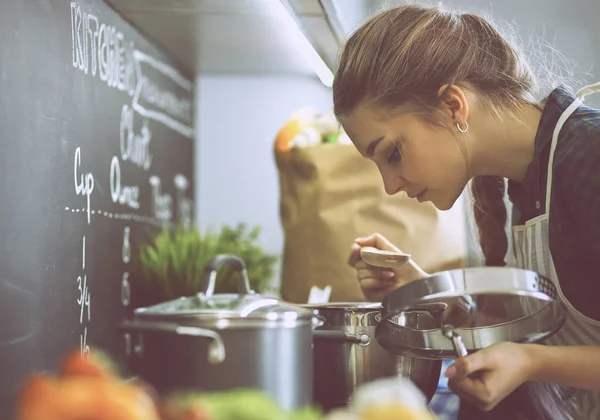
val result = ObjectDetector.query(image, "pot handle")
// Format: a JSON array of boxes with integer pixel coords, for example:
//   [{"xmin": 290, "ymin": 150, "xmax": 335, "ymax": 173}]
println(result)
[
  {"xmin": 313, "ymin": 330, "xmax": 371, "ymax": 347},
  {"xmin": 201, "ymin": 255, "xmax": 253, "ymax": 299},
  {"xmin": 119, "ymin": 320, "xmax": 226, "ymax": 364}
]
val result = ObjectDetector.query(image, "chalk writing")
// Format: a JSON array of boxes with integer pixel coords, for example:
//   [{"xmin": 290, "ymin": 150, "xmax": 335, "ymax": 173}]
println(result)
[
  {"xmin": 80, "ymin": 327, "xmax": 90, "ymax": 356},
  {"xmin": 71, "ymin": 1, "xmax": 194, "ymax": 138},
  {"xmin": 78, "ymin": 235, "xmax": 91, "ymax": 356},
  {"xmin": 64, "ymin": 206, "xmax": 168, "ymax": 227},
  {"xmin": 174, "ymin": 174, "xmax": 193, "ymax": 229},
  {"xmin": 66, "ymin": 1, "xmax": 195, "ymax": 361},
  {"xmin": 121, "ymin": 272, "xmax": 130, "ymax": 307},
  {"xmin": 110, "ymin": 156, "xmax": 140, "ymax": 209},
  {"xmin": 73, "ymin": 147, "xmax": 94, "ymax": 225},
  {"xmin": 121, "ymin": 227, "xmax": 131, "ymax": 307},
  {"xmin": 77, "ymin": 275, "xmax": 91, "ymax": 324},
  {"xmin": 120, "ymin": 105, "xmax": 152, "ymax": 171},
  {"xmin": 122, "ymin": 227, "xmax": 131, "ymax": 264},
  {"xmin": 71, "ymin": 2, "xmax": 136, "ymax": 95},
  {"xmin": 149, "ymin": 176, "xmax": 172, "ymax": 223},
  {"xmin": 132, "ymin": 50, "xmax": 194, "ymax": 139}
]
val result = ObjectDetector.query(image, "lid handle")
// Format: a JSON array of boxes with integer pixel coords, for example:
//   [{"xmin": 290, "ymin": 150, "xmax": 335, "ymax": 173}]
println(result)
[{"xmin": 201, "ymin": 255, "xmax": 253, "ymax": 299}]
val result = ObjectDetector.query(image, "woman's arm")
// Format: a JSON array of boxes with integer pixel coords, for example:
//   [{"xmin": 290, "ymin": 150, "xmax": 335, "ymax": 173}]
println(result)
[
  {"xmin": 445, "ymin": 342, "xmax": 600, "ymax": 411},
  {"xmin": 526, "ymin": 343, "xmax": 600, "ymax": 390}
]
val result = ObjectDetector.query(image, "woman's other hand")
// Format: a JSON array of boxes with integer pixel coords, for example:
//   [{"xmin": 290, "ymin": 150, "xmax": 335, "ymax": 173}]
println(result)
[{"xmin": 445, "ymin": 342, "xmax": 536, "ymax": 411}]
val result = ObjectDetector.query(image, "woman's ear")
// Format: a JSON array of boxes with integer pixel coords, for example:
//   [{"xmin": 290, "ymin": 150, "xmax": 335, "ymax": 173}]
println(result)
[{"xmin": 437, "ymin": 84, "xmax": 470, "ymax": 127}]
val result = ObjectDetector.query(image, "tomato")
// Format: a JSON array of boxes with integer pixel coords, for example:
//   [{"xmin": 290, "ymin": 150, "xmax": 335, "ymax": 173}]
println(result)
[{"xmin": 59, "ymin": 348, "xmax": 118, "ymax": 380}]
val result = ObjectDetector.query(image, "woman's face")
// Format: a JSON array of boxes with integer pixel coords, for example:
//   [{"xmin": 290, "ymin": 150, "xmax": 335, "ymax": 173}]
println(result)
[{"xmin": 341, "ymin": 104, "xmax": 469, "ymax": 210}]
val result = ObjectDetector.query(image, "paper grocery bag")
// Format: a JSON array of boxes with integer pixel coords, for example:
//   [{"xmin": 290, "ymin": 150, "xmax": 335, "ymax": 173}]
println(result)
[{"xmin": 275, "ymin": 143, "xmax": 469, "ymax": 303}]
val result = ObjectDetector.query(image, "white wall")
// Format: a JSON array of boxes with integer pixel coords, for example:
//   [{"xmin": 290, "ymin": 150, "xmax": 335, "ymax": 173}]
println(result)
[
  {"xmin": 195, "ymin": 75, "xmax": 333, "ymax": 288},
  {"xmin": 194, "ymin": 0, "xmax": 600, "ymax": 290}
]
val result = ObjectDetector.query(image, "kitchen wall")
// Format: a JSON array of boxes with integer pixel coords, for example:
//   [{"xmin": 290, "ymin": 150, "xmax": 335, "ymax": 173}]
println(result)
[
  {"xmin": 195, "ymin": 75, "xmax": 333, "ymax": 289},
  {"xmin": 194, "ymin": 0, "xmax": 600, "ymax": 290}
]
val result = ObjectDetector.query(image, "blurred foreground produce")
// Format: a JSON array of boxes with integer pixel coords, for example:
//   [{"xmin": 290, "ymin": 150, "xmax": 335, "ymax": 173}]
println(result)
[
  {"xmin": 15, "ymin": 349, "xmax": 160, "ymax": 420},
  {"xmin": 160, "ymin": 390, "xmax": 322, "ymax": 420},
  {"xmin": 15, "ymin": 348, "xmax": 437, "ymax": 420},
  {"xmin": 323, "ymin": 377, "xmax": 437, "ymax": 420},
  {"xmin": 14, "ymin": 348, "xmax": 321, "ymax": 420}
]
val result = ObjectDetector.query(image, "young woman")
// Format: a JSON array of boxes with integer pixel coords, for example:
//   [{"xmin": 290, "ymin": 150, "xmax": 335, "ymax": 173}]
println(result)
[{"xmin": 334, "ymin": 4, "xmax": 600, "ymax": 420}]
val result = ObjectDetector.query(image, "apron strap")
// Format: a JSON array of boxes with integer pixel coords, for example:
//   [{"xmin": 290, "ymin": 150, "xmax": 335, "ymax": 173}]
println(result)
[
  {"xmin": 545, "ymin": 99, "xmax": 582, "ymax": 215},
  {"xmin": 577, "ymin": 81, "xmax": 600, "ymax": 100},
  {"xmin": 545, "ymin": 82, "xmax": 600, "ymax": 215}
]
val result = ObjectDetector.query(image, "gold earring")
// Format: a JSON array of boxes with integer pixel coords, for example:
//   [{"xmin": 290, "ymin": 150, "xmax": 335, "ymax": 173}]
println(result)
[{"xmin": 456, "ymin": 122, "xmax": 468, "ymax": 133}]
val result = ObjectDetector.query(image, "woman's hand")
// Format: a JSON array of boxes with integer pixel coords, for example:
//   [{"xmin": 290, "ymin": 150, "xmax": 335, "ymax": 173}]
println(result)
[
  {"xmin": 445, "ymin": 342, "xmax": 536, "ymax": 411},
  {"xmin": 347, "ymin": 233, "xmax": 428, "ymax": 302}
]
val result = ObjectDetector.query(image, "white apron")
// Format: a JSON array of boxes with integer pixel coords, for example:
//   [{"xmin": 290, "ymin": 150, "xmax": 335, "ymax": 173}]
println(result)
[{"xmin": 512, "ymin": 82, "xmax": 600, "ymax": 419}]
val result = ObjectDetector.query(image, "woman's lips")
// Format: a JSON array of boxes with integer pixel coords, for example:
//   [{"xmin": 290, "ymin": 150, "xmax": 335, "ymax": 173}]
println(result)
[{"xmin": 408, "ymin": 190, "xmax": 426, "ymax": 199}]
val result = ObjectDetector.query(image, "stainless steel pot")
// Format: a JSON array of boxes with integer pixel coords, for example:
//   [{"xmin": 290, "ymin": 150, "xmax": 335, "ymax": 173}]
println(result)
[
  {"xmin": 376, "ymin": 267, "xmax": 567, "ymax": 359},
  {"xmin": 303, "ymin": 302, "xmax": 442, "ymax": 412},
  {"xmin": 120, "ymin": 255, "xmax": 314, "ymax": 411}
]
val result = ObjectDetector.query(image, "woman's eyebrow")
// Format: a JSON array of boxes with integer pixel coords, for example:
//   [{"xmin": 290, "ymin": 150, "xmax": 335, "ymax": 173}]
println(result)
[{"xmin": 366, "ymin": 136, "xmax": 384, "ymax": 156}]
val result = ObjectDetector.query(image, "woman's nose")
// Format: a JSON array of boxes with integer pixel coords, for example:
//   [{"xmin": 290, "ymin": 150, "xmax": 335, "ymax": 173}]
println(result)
[{"xmin": 380, "ymin": 169, "xmax": 406, "ymax": 196}]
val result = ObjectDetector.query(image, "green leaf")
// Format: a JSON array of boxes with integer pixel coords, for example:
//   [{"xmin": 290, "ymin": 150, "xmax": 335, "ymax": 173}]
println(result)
[{"xmin": 132, "ymin": 222, "xmax": 279, "ymax": 306}]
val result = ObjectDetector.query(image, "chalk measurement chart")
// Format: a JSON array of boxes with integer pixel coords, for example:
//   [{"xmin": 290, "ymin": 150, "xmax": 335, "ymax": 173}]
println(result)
[{"xmin": 64, "ymin": 1, "xmax": 195, "ymax": 355}]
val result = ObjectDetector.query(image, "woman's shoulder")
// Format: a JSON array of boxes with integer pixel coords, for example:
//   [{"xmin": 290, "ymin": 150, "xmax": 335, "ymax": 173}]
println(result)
[
  {"xmin": 549, "ymin": 100, "xmax": 600, "ymax": 240},
  {"xmin": 550, "ymin": 94, "xmax": 600, "ymax": 221},
  {"xmin": 554, "ymin": 100, "xmax": 600, "ymax": 175},
  {"xmin": 565, "ymin": 101, "xmax": 600, "ymax": 139}
]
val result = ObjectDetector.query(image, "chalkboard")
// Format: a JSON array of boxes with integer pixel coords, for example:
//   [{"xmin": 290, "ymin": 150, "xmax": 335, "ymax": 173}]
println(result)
[{"xmin": 0, "ymin": 1, "xmax": 195, "ymax": 417}]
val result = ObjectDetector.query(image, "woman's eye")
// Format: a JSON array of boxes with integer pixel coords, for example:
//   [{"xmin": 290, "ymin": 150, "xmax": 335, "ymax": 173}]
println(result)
[{"xmin": 387, "ymin": 145, "xmax": 401, "ymax": 164}]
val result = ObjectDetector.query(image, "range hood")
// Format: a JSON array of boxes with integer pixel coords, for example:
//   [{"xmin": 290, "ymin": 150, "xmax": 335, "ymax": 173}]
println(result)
[
  {"xmin": 280, "ymin": 0, "xmax": 346, "ymax": 73},
  {"xmin": 103, "ymin": 0, "xmax": 371, "ymax": 78}
]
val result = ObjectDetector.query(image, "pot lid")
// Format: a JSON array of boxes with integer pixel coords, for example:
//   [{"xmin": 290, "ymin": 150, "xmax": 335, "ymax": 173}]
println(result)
[
  {"xmin": 301, "ymin": 302, "xmax": 381, "ymax": 311},
  {"xmin": 375, "ymin": 267, "xmax": 567, "ymax": 360},
  {"xmin": 134, "ymin": 255, "xmax": 313, "ymax": 327},
  {"xmin": 135, "ymin": 293, "xmax": 312, "ymax": 320}
]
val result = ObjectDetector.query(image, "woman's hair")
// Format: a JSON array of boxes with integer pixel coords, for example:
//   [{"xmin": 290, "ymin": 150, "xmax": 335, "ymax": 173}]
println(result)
[{"xmin": 332, "ymin": 4, "xmax": 540, "ymax": 267}]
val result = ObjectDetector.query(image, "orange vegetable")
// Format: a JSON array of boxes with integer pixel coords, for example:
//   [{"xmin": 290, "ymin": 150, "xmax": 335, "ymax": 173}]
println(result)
[
  {"xmin": 16, "ymin": 374, "xmax": 161, "ymax": 420},
  {"xmin": 274, "ymin": 119, "xmax": 301, "ymax": 153},
  {"xmin": 59, "ymin": 348, "xmax": 117, "ymax": 380},
  {"xmin": 16, "ymin": 349, "xmax": 162, "ymax": 420}
]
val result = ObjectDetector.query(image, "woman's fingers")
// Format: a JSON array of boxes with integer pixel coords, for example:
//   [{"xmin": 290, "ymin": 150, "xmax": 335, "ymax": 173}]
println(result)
[
  {"xmin": 355, "ymin": 233, "xmax": 401, "ymax": 253},
  {"xmin": 347, "ymin": 243, "xmax": 362, "ymax": 267}
]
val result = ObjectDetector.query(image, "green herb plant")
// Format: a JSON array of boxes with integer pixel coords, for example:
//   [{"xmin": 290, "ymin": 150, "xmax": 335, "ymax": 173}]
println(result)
[{"xmin": 134, "ymin": 223, "xmax": 278, "ymax": 306}]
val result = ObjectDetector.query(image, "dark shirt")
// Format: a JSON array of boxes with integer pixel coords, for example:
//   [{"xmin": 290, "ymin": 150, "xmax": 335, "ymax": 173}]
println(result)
[{"xmin": 508, "ymin": 86, "xmax": 600, "ymax": 322}]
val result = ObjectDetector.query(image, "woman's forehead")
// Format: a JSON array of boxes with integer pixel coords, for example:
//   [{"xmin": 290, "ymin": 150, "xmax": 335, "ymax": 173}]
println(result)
[
  {"xmin": 344, "ymin": 104, "xmax": 412, "ymax": 136},
  {"xmin": 341, "ymin": 108, "xmax": 386, "ymax": 147}
]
